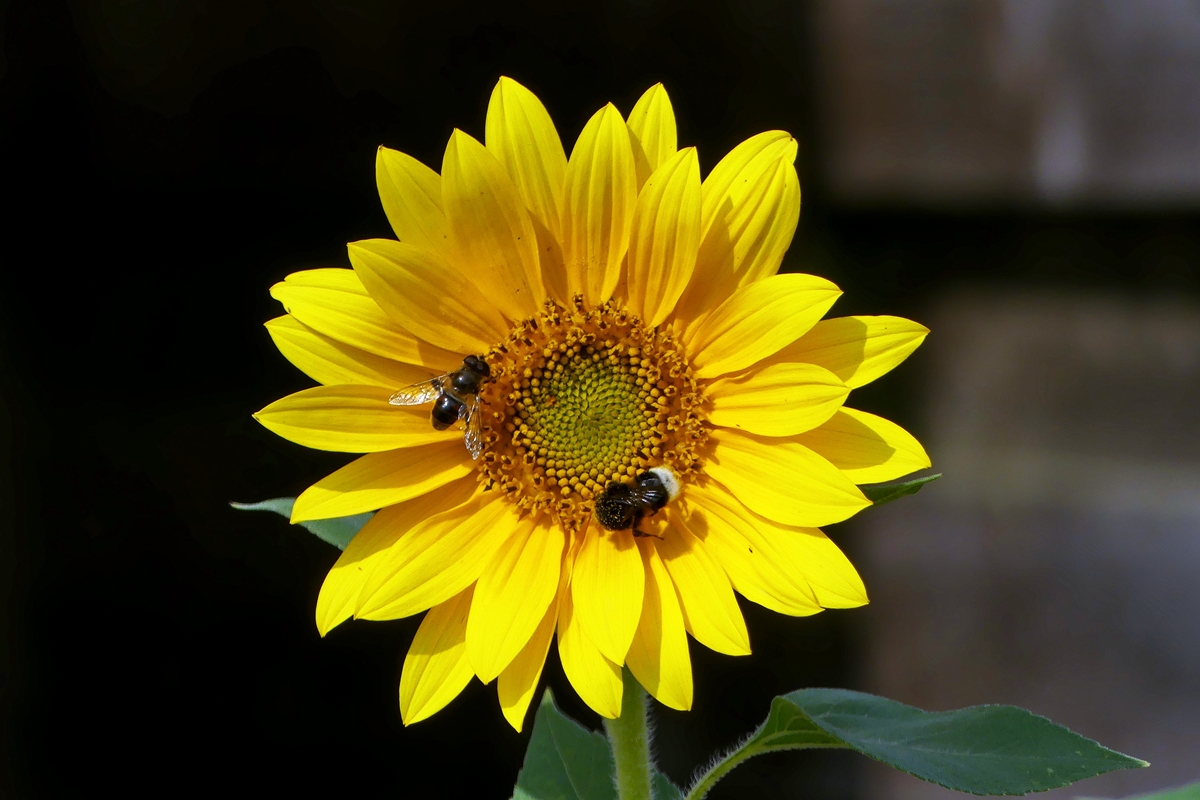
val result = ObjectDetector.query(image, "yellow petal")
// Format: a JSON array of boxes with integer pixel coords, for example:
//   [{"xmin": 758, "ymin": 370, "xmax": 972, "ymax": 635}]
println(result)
[
  {"xmin": 675, "ymin": 489, "xmax": 821, "ymax": 616},
  {"xmin": 315, "ymin": 479, "xmax": 477, "ymax": 636},
  {"xmin": 687, "ymin": 273, "xmax": 841, "ymax": 379},
  {"xmin": 700, "ymin": 131, "xmax": 796, "ymax": 237},
  {"xmin": 254, "ymin": 385, "xmax": 456, "ymax": 453},
  {"xmin": 557, "ymin": 572, "xmax": 623, "ymax": 719},
  {"xmin": 497, "ymin": 564, "xmax": 565, "ymax": 732},
  {"xmin": 265, "ymin": 315, "xmax": 432, "ymax": 389},
  {"xmin": 655, "ymin": 520, "xmax": 750, "ymax": 656},
  {"xmin": 571, "ymin": 524, "xmax": 645, "ymax": 664},
  {"xmin": 561, "ymin": 104, "xmax": 638, "ymax": 306},
  {"xmin": 674, "ymin": 131, "xmax": 799, "ymax": 325},
  {"xmin": 626, "ymin": 541, "xmax": 692, "ymax": 711},
  {"xmin": 686, "ymin": 482, "xmax": 866, "ymax": 610},
  {"xmin": 442, "ymin": 129, "xmax": 544, "ymax": 321},
  {"xmin": 768, "ymin": 315, "xmax": 929, "ymax": 388},
  {"xmin": 291, "ymin": 440, "xmax": 472, "ymax": 522},
  {"xmin": 348, "ymin": 238, "xmax": 507, "ymax": 354},
  {"xmin": 270, "ymin": 268, "xmax": 461, "ymax": 372},
  {"xmin": 797, "ymin": 407, "xmax": 931, "ymax": 484},
  {"xmin": 485, "ymin": 76, "xmax": 567, "ymax": 241},
  {"xmin": 376, "ymin": 146, "xmax": 450, "ymax": 260},
  {"xmin": 399, "ymin": 584, "xmax": 475, "ymax": 725},
  {"xmin": 626, "ymin": 83, "xmax": 678, "ymax": 188},
  {"xmin": 467, "ymin": 515, "xmax": 564, "ymax": 682},
  {"xmin": 707, "ymin": 363, "xmax": 848, "ymax": 437},
  {"xmin": 355, "ymin": 493, "xmax": 515, "ymax": 621},
  {"xmin": 707, "ymin": 428, "xmax": 870, "ymax": 527},
  {"xmin": 625, "ymin": 147, "xmax": 702, "ymax": 328}
]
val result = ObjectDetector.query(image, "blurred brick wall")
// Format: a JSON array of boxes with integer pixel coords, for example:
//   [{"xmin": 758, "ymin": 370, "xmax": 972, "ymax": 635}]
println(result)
[
  {"xmin": 814, "ymin": 0, "xmax": 1200, "ymax": 206},
  {"xmin": 856, "ymin": 293, "xmax": 1200, "ymax": 798}
]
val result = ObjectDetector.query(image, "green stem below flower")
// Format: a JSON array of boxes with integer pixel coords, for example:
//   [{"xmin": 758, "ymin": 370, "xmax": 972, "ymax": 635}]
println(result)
[{"xmin": 603, "ymin": 668, "xmax": 653, "ymax": 800}]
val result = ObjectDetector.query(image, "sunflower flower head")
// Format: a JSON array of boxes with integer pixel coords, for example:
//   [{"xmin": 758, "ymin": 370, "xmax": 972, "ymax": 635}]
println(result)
[{"xmin": 254, "ymin": 77, "xmax": 931, "ymax": 731}]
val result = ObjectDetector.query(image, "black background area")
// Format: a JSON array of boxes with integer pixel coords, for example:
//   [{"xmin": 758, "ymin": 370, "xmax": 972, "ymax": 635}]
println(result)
[{"xmin": 1, "ymin": 2, "xmax": 1195, "ymax": 798}]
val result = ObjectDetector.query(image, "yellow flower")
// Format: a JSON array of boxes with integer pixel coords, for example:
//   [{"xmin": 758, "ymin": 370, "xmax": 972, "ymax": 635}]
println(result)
[{"xmin": 254, "ymin": 77, "xmax": 931, "ymax": 730}]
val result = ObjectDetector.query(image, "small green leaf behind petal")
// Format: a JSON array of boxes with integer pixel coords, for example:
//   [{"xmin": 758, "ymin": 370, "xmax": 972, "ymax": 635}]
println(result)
[
  {"xmin": 230, "ymin": 498, "xmax": 372, "ymax": 551},
  {"xmin": 861, "ymin": 472, "xmax": 942, "ymax": 506},
  {"xmin": 514, "ymin": 689, "xmax": 616, "ymax": 800},
  {"xmin": 685, "ymin": 689, "xmax": 1146, "ymax": 799},
  {"xmin": 512, "ymin": 689, "xmax": 684, "ymax": 800}
]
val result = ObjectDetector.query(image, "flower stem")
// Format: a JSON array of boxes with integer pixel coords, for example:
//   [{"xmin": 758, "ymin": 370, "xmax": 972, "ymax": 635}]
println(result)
[{"xmin": 603, "ymin": 668, "xmax": 653, "ymax": 800}]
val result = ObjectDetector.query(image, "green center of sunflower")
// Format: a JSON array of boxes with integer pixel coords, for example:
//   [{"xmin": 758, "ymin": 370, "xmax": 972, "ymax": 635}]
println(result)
[
  {"xmin": 476, "ymin": 297, "xmax": 706, "ymax": 531},
  {"xmin": 518, "ymin": 344, "xmax": 654, "ymax": 488}
]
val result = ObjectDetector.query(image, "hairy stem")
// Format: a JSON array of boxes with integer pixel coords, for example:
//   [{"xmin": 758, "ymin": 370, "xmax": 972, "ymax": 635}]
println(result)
[{"xmin": 604, "ymin": 668, "xmax": 653, "ymax": 800}]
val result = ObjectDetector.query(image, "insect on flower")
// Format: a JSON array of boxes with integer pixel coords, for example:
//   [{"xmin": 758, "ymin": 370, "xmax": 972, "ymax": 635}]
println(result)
[
  {"xmin": 594, "ymin": 466, "xmax": 681, "ymax": 538},
  {"xmin": 388, "ymin": 355, "xmax": 491, "ymax": 460}
]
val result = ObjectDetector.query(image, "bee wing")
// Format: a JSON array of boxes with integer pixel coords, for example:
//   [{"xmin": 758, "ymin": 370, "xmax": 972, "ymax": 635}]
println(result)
[
  {"xmin": 462, "ymin": 395, "xmax": 484, "ymax": 461},
  {"xmin": 388, "ymin": 376, "xmax": 445, "ymax": 406}
]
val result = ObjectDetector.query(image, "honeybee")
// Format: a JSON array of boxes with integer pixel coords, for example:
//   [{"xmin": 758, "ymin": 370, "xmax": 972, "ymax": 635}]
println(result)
[
  {"xmin": 389, "ymin": 355, "xmax": 490, "ymax": 460},
  {"xmin": 594, "ymin": 466, "xmax": 681, "ymax": 538}
]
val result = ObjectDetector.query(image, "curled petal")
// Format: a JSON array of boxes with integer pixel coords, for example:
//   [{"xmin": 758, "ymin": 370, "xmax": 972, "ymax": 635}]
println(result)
[{"xmin": 675, "ymin": 131, "xmax": 800, "ymax": 325}]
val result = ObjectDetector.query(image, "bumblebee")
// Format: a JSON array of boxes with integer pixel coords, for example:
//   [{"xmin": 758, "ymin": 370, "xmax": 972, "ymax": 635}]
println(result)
[
  {"xmin": 389, "ymin": 355, "xmax": 490, "ymax": 460},
  {"xmin": 594, "ymin": 466, "xmax": 681, "ymax": 538}
]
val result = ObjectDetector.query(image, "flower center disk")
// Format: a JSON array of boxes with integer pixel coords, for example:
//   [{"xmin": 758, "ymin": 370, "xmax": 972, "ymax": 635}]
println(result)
[{"xmin": 478, "ymin": 298, "xmax": 706, "ymax": 531}]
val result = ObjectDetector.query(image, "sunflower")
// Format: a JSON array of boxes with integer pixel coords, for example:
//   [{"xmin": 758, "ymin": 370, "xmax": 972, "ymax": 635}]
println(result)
[{"xmin": 254, "ymin": 77, "xmax": 930, "ymax": 730}]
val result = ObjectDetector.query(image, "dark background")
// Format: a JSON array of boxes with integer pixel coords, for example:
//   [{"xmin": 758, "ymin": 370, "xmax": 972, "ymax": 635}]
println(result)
[{"xmin": 1, "ymin": 1, "xmax": 1196, "ymax": 798}]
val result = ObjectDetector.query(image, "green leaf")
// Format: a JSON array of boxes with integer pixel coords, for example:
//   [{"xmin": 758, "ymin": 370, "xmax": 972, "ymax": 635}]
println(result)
[
  {"xmin": 685, "ymin": 689, "xmax": 1146, "ymax": 799},
  {"xmin": 861, "ymin": 473, "xmax": 941, "ymax": 506},
  {"xmin": 513, "ymin": 689, "xmax": 616, "ymax": 800},
  {"xmin": 1078, "ymin": 783, "xmax": 1200, "ymax": 800},
  {"xmin": 651, "ymin": 771, "xmax": 684, "ymax": 800},
  {"xmin": 230, "ymin": 498, "xmax": 372, "ymax": 550}
]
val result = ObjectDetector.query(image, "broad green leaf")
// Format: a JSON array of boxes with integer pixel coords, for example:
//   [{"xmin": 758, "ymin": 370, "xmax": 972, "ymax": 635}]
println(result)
[
  {"xmin": 513, "ymin": 689, "xmax": 616, "ymax": 800},
  {"xmin": 1078, "ymin": 783, "xmax": 1200, "ymax": 800},
  {"xmin": 685, "ymin": 688, "xmax": 1146, "ymax": 799},
  {"xmin": 862, "ymin": 473, "xmax": 941, "ymax": 506},
  {"xmin": 651, "ymin": 771, "xmax": 684, "ymax": 800},
  {"xmin": 230, "ymin": 497, "xmax": 372, "ymax": 550}
]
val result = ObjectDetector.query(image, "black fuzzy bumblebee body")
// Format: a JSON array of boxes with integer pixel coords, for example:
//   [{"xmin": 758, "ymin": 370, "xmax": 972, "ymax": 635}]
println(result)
[
  {"xmin": 389, "ymin": 355, "xmax": 491, "ymax": 459},
  {"xmin": 594, "ymin": 467, "xmax": 682, "ymax": 537}
]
